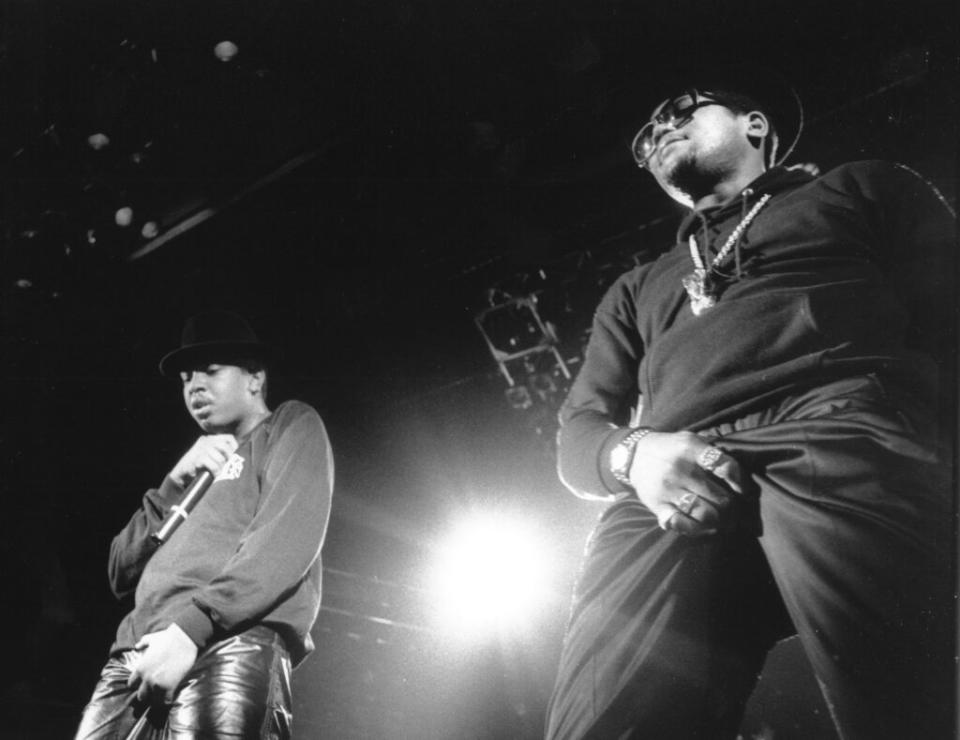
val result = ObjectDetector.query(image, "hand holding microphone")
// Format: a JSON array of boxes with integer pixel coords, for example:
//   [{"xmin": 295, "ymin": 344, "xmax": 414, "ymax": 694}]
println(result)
[
  {"xmin": 168, "ymin": 434, "xmax": 238, "ymax": 487},
  {"xmin": 153, "ymin": 435, "xmax": 237, "ymax": 545}
]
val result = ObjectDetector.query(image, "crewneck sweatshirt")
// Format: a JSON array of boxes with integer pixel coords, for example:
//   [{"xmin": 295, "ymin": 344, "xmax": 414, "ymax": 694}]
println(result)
[{"xmin": 108, "ymin": 400, "xmax": 334, "ymax": 666}]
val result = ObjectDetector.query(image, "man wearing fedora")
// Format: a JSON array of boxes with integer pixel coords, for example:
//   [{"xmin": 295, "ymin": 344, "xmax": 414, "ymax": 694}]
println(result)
[
  {"xmin": 544, "ymin": 70, "xmax": 955, "ymax": 739},
  {"xmin": 75, "ymin": 310, "xmax": 334, "ymax": 739}
]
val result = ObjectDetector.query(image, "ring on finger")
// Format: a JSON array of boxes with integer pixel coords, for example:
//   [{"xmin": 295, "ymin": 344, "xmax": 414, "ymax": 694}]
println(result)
[
  {"xmin": 657, "ymin": 509, "xmax": 678, "ymax": 530},
  {"xmin": 676, "ymin": 491, "xmax": 698, "ymax": 515},
  {"xmin": 697, "ymin": 446, "xmax": 723, "ymax": 472}
]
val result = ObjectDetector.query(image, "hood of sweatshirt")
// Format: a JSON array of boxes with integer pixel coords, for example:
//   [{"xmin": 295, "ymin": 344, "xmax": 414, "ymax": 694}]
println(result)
[{"xmin": 674, "ymin": 165, "xmax": 815, "ymax": 283}]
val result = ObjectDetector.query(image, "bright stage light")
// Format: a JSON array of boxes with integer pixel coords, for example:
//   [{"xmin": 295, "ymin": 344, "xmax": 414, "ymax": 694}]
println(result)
[
  {"xmin": 214, "ymin": 40, "xmax": 239, "ymax": 62},
  {"xmin": 427, "ymin": 511, "xmax": 554, "ymax": 640},
  {"xmin": 114, "ymin": 207, "xmax": 134, "ymax": 227}
]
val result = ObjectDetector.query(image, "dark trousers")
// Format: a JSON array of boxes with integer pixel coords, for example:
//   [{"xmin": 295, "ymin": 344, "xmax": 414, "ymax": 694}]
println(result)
[
  {"xmin": 545, "ymin": 376, "xmax": 956, "ymax": 740},
  {"xmin": 75, "ymin": 625, "xmax": 292, "ymax": 740}
]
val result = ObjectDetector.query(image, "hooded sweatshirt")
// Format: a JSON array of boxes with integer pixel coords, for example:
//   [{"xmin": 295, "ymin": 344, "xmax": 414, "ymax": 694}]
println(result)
[{"xmin": 558, "ymin": 161, "xmax": 955, "ymax": 499}]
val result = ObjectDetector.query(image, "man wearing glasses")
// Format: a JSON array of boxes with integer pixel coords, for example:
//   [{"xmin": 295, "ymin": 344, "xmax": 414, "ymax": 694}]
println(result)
[{"xmin": 544, "ymin": 70, "xmax": 955, "ymax": 740}]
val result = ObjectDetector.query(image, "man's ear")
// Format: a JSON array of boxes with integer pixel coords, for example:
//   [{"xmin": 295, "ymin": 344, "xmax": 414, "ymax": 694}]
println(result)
[
  {"xmin": 248, "ymin": 369, "xmax": 265, "ymax": 396},
  {"xmin": 745, "ymin": 111, "xmax": 770, "ymax": 139}
]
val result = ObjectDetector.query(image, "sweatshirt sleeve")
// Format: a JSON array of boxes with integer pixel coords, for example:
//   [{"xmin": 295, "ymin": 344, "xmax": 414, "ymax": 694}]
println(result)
[
  {"xmin": 844, "ymin": 160, "xmax": 957, "ymax": 361},
  {"xmin": 173, "ymin": 403, "xmax": 334, "ymax": 648},
  {"xmin": 108, "ymin": 477, "xmax": 187, "ymax": 600},
  {"xmin": 848, "ymin": 160, "xmax": 957, "ymax": 446},
  {"xmin": 557, "ymin": 271, "xmax": 646, "ymax": 500}
]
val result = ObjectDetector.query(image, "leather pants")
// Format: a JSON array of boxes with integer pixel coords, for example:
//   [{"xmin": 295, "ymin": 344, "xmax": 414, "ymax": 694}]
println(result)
[{"xmin": 75, "ymin": 625, "xmax": 292, "ymax": 739}]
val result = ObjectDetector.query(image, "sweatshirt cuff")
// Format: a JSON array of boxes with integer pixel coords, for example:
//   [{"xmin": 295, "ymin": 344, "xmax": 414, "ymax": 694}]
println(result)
[
  {"xmin": 142, "ymin": 477, "xmax": 187, "ymax": 527},
  {"xmin": 598, "ymin": 427, "xmax": 638, "ymax": 495},
  {"xmin": 154, "ymin": 476, "xmax": 186, "ymax": 505},
  {"xmin": 174, "ymin": 603, "xmax": 216, "ymax": 649}
]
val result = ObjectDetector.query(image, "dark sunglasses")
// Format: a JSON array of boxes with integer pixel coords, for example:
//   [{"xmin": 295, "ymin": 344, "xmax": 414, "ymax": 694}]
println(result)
[{"xmin": 631, "ymin": 90, "xmax": 730, "ymax": 168}]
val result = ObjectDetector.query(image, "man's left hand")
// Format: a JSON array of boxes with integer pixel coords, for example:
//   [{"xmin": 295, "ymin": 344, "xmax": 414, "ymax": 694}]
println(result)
[{"xmin": 127, "ymin": 623, "xmax": 198, "ymax": 703}]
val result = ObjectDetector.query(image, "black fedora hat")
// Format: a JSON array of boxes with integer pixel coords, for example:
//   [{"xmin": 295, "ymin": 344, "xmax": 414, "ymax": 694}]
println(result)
[
  {"xmin": 159, "ymin": 310, "xmax": 274, "ymax": 377},
  {"xmin": 617, "ymin": 63, "xmax": 803, "ymax": 167}
]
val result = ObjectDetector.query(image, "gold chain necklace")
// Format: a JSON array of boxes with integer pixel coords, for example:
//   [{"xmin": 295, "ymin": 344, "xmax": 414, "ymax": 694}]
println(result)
[{"xmin": 682, "ymin": 193, "xmax": 771, "ymax": 315}]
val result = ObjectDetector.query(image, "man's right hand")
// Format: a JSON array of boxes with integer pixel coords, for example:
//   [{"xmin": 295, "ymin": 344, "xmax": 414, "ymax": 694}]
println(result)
[
  {"xmin": 627, "ymin": 431, "xmax": 744, "ymax": 537},
  {"xmin": 128, "ymin": 623, "xmax": 199, "ymax": 704},
  {"xmin": 168, "ymin": 434, "xmax": 238, "ymax": 487}
]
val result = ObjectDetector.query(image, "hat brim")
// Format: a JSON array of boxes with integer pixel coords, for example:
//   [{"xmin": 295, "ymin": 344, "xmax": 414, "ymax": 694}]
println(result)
[{"xmin": 159, "ymin": 340, "xmax": 275, "ymax": 377}]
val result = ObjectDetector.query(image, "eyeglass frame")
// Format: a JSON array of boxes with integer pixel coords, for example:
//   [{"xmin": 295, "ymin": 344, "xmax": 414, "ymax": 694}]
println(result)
[{"xmin": 631, "ymin": 89, "xmax": 746, "ymax": 169}]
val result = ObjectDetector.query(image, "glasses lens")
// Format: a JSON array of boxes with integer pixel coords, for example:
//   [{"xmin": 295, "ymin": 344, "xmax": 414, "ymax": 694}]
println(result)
[
  {"xmin": 633, "ymin": 92, "xmax": 717, "ymax": 167},
  {"xmin": 667, "ymin": 94, "xmax": 698, "ymax": 119},
  {"xmin": 631, "ymin": 122, "xmax": 656, "ymax": 165}
]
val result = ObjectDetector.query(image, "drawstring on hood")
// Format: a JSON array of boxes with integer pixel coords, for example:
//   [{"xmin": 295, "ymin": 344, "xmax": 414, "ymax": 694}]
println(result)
[
  {"xmin": 733, "ymin": 188, "xmax": 753, "ymax": 278},
  {"xmin": 687, "ymin": 187, "xmax": 758, "ymax": 275},
  {"xmin": 680, "ymin": 187, "xmax": 774, "ymax": 315},
  {"xmin": 683, "ymin": 186, "xmax": 759, "ymax": 296}
]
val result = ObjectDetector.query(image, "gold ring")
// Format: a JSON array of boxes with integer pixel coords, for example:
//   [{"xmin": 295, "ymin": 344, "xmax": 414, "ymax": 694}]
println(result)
[
  {"xmin": 676, "ymin": 492, "xmax": 698, "ymax": 515},
  {"xmin": 697, "ymin": 446, "xmax": 723, "ymax": 472}
]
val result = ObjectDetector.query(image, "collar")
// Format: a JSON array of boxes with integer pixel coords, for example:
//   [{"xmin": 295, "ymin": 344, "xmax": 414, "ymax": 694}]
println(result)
[
  {"xmin": 235, "ymin": 408, "xmax": 273, "ymax": 444},
  {"xmin": 675, "ymin": 165, "xmax": 813, "ymax": 242}
]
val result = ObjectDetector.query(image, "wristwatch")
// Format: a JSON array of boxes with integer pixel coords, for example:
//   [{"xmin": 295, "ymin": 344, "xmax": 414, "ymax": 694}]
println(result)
[{"xmin": 609, "ymin": 427, "xmax": 653, "ymax": 487}]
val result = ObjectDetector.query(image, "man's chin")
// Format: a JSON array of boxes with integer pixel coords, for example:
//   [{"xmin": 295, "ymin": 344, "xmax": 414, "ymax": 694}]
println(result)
[
  {"xmin": 658, "ymin": 153, "xmax": 696, "ymax": 186},
  {"xmin": 193, "ymin": 414, "xmax": 218, "ymax": 432},
  {"xmin": 660, "ymin": 157, "xmax": 718, "ymax": 202},
  {"xmin": 195, "ymin": 416, "xmax": 234, "ymax": 435}
]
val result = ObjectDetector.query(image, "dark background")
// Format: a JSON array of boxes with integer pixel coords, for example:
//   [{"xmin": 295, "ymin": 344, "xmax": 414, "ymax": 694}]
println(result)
[{"xmin": 1, "ymin": 1, "xmax": 956, "ymax": 737}]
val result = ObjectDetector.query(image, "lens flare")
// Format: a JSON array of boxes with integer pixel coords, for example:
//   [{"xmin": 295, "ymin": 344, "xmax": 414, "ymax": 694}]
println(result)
[{"xmin": 428, "ymin": 511, "xmax": 553, "ymax": 640}]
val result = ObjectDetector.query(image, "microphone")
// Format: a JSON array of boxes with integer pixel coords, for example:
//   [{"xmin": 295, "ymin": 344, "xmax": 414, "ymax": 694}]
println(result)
[{"xmin": 152, "ymin": 469, "xmax": 215, "ymax": 545}]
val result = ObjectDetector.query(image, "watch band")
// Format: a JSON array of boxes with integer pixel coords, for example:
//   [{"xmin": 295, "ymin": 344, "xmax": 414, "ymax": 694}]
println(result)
[{"xmin": 610, "ymin": 426, "xmax": 653, "ymax": 486}]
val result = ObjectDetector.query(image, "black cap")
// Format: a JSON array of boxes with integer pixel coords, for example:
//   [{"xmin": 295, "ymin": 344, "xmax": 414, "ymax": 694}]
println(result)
[{"xmin": 158, "ymin": 310, "xmax": 274, "ymax": 377}]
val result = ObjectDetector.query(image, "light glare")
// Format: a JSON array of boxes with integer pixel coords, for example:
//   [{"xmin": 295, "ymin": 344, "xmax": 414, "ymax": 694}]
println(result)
[
  {"xmin": 214, "ymin": 41, "xmax": 239, "ymax": 62},
  {"xmin": 114, "ymin": 207, "xmax": 134, "ymax": 227},
  {"xmin": 429, "ymin": 512, "xmax": 553, "ymax": 640}
]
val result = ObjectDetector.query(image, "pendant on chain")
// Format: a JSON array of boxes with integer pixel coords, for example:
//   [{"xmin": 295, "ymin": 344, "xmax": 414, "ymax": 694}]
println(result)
[{"xmin": 681, "ymin": 269, "xmax": 716, "ymax": 316}]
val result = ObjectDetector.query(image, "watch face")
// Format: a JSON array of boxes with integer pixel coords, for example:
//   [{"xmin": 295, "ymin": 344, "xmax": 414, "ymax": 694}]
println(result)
[{"xmin": 611, "ymin": 443, "xmax": 630, "ymax": 472}]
